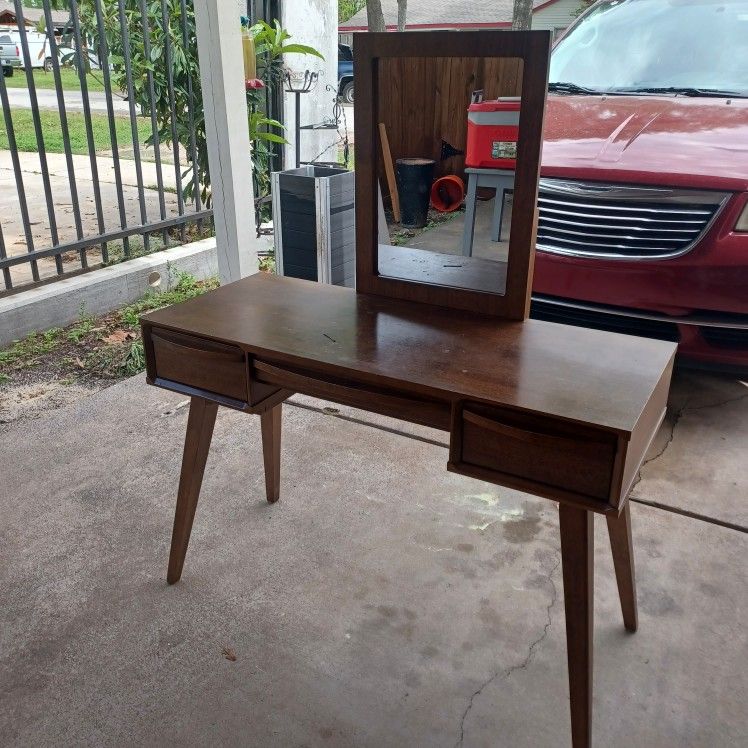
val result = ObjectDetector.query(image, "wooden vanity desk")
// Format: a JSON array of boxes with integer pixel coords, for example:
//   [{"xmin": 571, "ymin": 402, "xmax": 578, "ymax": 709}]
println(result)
[{"xmin": 141, "ymin": 31, "xmax": 677, "ymax": 748}]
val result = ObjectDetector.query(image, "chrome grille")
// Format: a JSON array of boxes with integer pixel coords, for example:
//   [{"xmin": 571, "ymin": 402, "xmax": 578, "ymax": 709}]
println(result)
[{"xmin": 536, "ymin": 180, "xmax": 729, "ymax": 259}]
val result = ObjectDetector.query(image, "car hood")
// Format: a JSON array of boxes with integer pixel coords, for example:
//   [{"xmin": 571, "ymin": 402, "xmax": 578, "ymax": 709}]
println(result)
[{"xmin": 541, "ymin": 95, "xmax": 748, "ymax": 192}]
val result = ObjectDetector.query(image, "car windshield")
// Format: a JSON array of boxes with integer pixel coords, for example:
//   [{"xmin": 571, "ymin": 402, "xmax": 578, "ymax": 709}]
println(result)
[{"xmin": 550, "ymin": 0, "xmax": 748, "ymax": 97}]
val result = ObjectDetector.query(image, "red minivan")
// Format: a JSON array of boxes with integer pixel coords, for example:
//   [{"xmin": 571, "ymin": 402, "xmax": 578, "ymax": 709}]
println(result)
[{"xmin": 531, "ymin": 0, "xmax": 748, "ymax": 373}]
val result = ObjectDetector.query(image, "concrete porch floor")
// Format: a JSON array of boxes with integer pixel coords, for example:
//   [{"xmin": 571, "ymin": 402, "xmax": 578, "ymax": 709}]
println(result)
[{"xmin": 1, "ymin": 370, "xmax": 746, "ymax": 746}]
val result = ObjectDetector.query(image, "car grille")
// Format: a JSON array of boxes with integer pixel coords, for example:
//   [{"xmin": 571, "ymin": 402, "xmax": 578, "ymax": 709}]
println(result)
[{"xmin": 537, "ymin": 179, "xmax": 729, "ymax": 260}]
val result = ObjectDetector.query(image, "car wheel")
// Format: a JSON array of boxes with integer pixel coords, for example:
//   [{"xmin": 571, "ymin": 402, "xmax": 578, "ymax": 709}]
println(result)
[
  {"xmin": 342, "ymin": 81, "xmax": 354, "ymax": 104},
  {"xmin": 44, "ymin": 57, "xmax": 53, "ymax": 72}
]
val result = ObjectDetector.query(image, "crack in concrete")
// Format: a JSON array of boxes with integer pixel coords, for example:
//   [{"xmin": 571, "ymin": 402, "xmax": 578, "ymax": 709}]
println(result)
[
  {"xmin": 633, "ymin": 406, "xmax": 684, "ymax": 488},
  {"xmin": 633, "ymin": 391, "xmax": 747, "ymax": 491},
  {"xmin": 454, "ymin": 555, "xmax": 561, "ymax": 748}
]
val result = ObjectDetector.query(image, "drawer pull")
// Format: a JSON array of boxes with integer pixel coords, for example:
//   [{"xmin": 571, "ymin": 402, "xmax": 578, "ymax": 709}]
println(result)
[
  {"xmin": 462, "ymin": 410, "xmax": 601, "ymax": 449},
  {"xmin": 452, "ymin": 403, "xmax": 617, "ymax": 503},
  {"xmin": 253, "ymin": 360, "xmax": 450, "ymax": 430},
  {"xmin": 152, "ymin": 330, "xmax": 243, "ymax": 361},
  {"xmin": 254, "ymin": 360, "xmax": 409, "ymax": 405}
]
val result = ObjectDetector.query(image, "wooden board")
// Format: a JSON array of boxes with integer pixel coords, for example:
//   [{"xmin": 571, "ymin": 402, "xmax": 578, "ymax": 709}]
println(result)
[
  {"xmin": 376, "ymin": 56, "xmax": 524, "ymax": 188},
  {"xmin": 378, "ymin": 122, "xmax": 401, "ymax": 222}
]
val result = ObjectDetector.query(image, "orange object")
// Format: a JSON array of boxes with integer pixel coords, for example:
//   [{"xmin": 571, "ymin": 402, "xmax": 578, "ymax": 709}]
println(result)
[
  {"xmin": 430, "ymin": 175, "xmax": 465, "ymax": 212},
  {"xmin": 465, "ymin": 98, "xmax": 521, "ymax": 169}
]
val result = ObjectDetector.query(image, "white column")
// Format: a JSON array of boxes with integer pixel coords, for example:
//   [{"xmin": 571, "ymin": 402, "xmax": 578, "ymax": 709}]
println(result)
[
  {"xmin": 282, "ymin": 0, "xmax": 339, "ymax": 167},
  {"xmin": 194, "ymin": 0, "xmax": 257, "ymax": 283}
]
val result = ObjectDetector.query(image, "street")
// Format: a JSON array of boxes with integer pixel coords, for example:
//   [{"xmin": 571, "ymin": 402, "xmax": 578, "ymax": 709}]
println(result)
[{"xmin": 4, "ymin": 86, "xmax": 130, "ymax": 115}]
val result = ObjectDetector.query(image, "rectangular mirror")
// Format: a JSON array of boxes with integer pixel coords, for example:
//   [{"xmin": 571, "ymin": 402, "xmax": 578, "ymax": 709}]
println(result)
[
  {"xmin": 376, "ymin": 57, "xmax": 524, "ymax": 297},
  {"xmin": 354, "ymin": 32, "xmax": 550, "ymax": 319}
]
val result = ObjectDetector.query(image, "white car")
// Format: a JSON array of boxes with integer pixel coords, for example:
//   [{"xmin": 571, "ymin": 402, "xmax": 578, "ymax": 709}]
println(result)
[
  {"xmin": 0, "ymin": 32, "xmax": 21, "ymax": 76},
  {"xmin": 0, "ymin": 27, "xmax": 48, "ymax": 70}
]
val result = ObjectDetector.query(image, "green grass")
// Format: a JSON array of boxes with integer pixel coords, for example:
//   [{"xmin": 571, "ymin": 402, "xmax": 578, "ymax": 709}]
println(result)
[
  {"xmin": 118, "ymin": 272, "xmax": 218, "ymax": 328},
  {"xmin": 4, "ymin": 68, "xmax": 106, "ymax": 92},
  {"xmin": 0, "ymin": 327, "xmax": 62, "ymax": 369},
  {"xmin": 0, "ymin": 108, "xmax": 152, "ymax": 155},
  {"xmin": 0, "ymin": 272, "xmax": 219, "ymax": 382},
  {"xmin": 87, "ymin": 272, "xmax": 219, "ymax": 378},
  {"xmin": 338, "ymin": 143, "xmax": 354, "ymax": 170}
]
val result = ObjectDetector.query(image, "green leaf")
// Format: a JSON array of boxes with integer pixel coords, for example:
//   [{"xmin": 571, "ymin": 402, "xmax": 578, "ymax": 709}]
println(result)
[
  {"xmin": 255, "ymin": 132, "xmax": 287, "ymax": 144},
  {"xmin": 281, "ymin": 43, "xmax": 324, "ymax": 59},
  {"xmin": 258, "ymin": 117, "xmax": 284, "ymax": 129}
]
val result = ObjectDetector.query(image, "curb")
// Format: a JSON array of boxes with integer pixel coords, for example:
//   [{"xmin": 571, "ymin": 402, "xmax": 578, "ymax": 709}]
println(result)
[{"xmin": 0, "ymin": 239, "xmax": 218, "ymax": 347}]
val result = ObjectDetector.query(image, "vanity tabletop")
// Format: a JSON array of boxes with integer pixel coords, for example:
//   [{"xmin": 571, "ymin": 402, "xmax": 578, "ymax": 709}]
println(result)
[{"xmin": 143, "ymin": 273, "xmax": 676, "ymax": 436}]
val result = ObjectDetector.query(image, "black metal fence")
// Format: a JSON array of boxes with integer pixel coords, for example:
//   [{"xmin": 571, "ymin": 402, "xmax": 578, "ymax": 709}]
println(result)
[{"xmin": 0, "ymin": 0, "xmax": 212, "ymax": 294}]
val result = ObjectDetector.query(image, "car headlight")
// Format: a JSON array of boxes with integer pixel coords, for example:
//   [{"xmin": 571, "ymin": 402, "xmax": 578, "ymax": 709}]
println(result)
[{"xmin": 736, "ymin": 200, "xmax": 748, "ymax": 232}]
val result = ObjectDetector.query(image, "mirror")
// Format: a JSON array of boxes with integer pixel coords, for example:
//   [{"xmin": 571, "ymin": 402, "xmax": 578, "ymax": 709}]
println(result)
[{"xmin": 375, "ymin": 56, "xmax": 525, "ymax": 296}]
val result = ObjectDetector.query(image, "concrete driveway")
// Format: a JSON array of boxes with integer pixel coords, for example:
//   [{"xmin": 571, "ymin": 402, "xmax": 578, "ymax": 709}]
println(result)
[
  {"xmin": 0, "ymin": 149, "xmax": 184, "ymax": 288},
  {"xmin": 0, "ymin": 368, "xmax": 746, "ymax": 746}
]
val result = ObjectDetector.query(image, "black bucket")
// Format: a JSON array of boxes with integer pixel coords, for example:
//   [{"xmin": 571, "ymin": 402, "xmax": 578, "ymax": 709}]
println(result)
[{"xmin": 396, "ymin": 158, "xmax": 435, "ymax": 228}]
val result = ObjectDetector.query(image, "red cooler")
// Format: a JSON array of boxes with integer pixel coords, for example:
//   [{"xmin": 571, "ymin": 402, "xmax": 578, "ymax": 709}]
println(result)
[{"xmin": 465, "ymin": 98, "xmax": 521, "ymax": 169}]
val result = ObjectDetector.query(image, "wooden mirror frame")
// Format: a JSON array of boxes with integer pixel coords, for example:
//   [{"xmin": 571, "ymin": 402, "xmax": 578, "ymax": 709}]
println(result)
[{"xmin": 353, "ymin": 30, "xmax": 551, "ymax": 319}]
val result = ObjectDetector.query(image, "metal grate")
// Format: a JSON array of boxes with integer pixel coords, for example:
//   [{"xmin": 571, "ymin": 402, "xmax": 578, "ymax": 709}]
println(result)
[
  {"xmin": 0, "ymin": 0, "xmax": 211, "ymax": 294},
  {"xmin": 536, "ymin": 179, "xmax": 729, "ymax": 260},
  {"xmin": 530, "ymin": 296, "xmax": 681, "ymax": 342}
]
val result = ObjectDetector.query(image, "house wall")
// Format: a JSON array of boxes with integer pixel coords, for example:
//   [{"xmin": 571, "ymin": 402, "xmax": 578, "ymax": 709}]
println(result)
[
  {"xmin": 282, "ymin": 0, "xmax": 339, "ymax": 168},
  {"xmin": 533, "ymin": 0, "xmax": 580, "ymax": 35}
]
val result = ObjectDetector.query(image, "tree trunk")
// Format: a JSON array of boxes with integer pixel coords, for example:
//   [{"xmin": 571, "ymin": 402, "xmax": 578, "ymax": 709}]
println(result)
[
  {"xmin": 512, "ymin": 0, "xmax": 533, "ymax": 30},
  {"xmin": 367, "ymin": 0, "xmax": 386, "ymax": 32},
  {"xmin": 397, "ymin": 0, "xmax": 407, "ymax": 31}
]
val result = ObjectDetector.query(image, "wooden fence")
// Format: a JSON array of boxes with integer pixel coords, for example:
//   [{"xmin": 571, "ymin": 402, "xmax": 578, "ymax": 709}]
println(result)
[{"xmin": 376, "ymin": 56, "xmax": 524, "ymax": 193}]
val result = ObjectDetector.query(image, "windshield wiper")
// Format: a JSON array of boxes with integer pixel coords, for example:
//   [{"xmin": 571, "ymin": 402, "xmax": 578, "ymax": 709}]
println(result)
[
  {"xmin": 611, "ymin": 86, "xmax": 745, "ymax": 98},
  {"xmin": 548, "ymin": 81, "xmax": 605, "ymax": 95}
]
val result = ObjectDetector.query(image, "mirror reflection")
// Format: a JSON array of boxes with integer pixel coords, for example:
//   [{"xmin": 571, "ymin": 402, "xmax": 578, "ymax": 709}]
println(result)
[{"xmin": 375, "ymin": 56, "xmax": 524, "ymax": 296}]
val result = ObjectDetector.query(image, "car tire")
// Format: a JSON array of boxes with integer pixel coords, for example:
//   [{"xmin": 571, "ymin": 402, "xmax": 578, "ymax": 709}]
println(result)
[
  {"xmin": 341, "ymin": 81, "xmax": 354, "ymax": 104},
  {"xmin": 44, "ymin": 57, "xmax": 53, "ymax": 72}
]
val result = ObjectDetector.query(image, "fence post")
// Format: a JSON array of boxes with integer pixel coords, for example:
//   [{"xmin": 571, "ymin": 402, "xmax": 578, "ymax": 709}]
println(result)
[{"xmin": 193, "ymin": 0, "xmax": 257, "ymax": 283}]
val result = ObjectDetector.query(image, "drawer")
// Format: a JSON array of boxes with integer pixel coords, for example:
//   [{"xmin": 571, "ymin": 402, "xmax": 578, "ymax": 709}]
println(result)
[
  {"xmin": 449, "ymin": 402, "xmax": 617, "ymax": 502},
  {"xmin": 252, "ymin": 359, "xmax": 451, "ymax": 430},
  {"xmin": 149, "ymin": 328, "xmax": 248, "ymax": 403}
]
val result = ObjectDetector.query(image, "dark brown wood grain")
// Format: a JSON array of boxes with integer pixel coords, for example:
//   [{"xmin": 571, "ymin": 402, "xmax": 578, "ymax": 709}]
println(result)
[
  {"xmin": 560, "ymin": 505, "xmax": 594, "ymax": 748},
  {"xmin": 451, "ymin": 402, "xmax": 617, "ymax": 503},
  {"xmin": 253, "ymin": 359, "xmax": 450, "ymax": 430},
  {"xmin": 144, "ymin": 273, "xmax": 676, "ymax": 441},
  {"xmin": 606, "ymin": 502, "xmax": 638, "ymax": 632},
  {"xmin": 354, "ymin": 30, "xmax": 551, "ymax": 320},
  {"xmin": 260, "ymin": 403, "xmax": 282, "ymax": 504},
  {"xmin": 167, "ymin": 396, "xmax": 218, "ymax": 585},
  {"xmin": 151, "ymin": 328, "xmax": 247, "ymax": 402},
  {"xmin": 617, "ymin": 359, "xmax": 674, "ymax": 503}
]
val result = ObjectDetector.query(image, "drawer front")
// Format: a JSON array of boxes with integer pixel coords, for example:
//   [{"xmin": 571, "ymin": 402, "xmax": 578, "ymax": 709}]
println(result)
[
  {"xmin": 450, "ymin": 402, "xmax": 617, "ymax": 502},
  {"xmin": 150, "ymin": 328, "xmax": 248, "ymax": 403},
  {"xmin": 252, "ymin": 359, "xmax": 450, "ymax": 430}
]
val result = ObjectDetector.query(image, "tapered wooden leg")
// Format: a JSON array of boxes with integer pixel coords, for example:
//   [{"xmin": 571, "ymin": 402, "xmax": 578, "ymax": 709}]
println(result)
[
  {"xmin": 606, "ymin": 502, "xmax": 638, "ymax": 632},
  {"xmin": 260, "ymin": 403, "xmax": 282, "ymax": 503},
  {"xmin": 559, "ymin": 505, "xmax": 594, "ymax": 748},
  {"xmin": 167, "ymin": 397, "xmax": 218, "ymax": 585}
]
